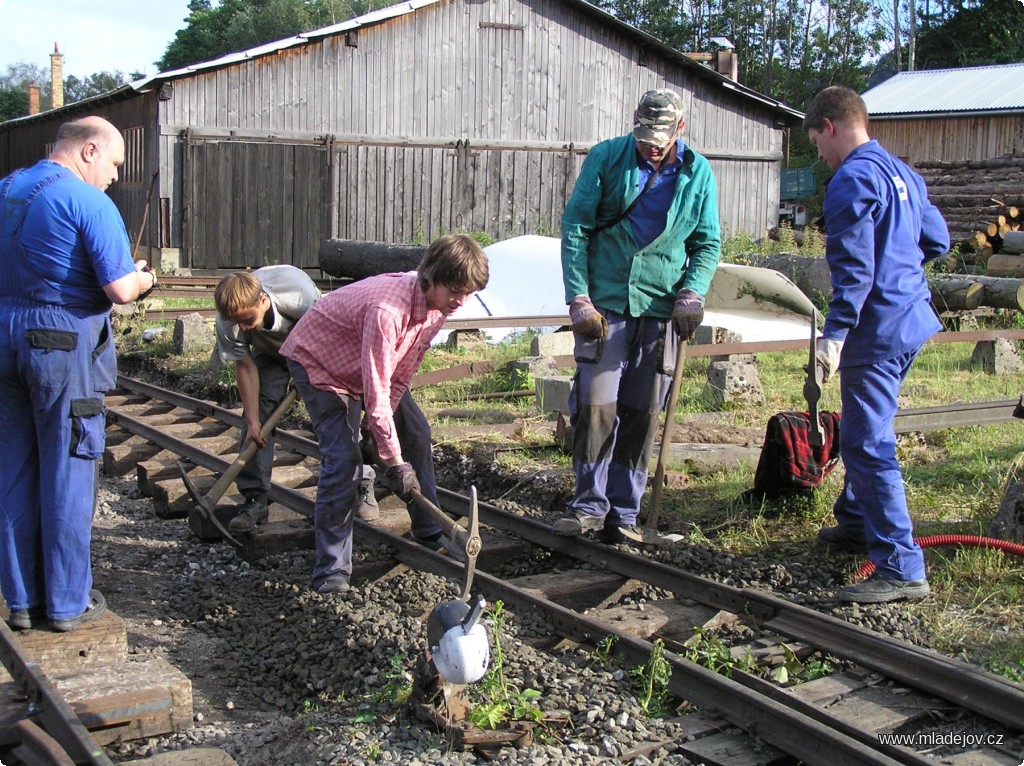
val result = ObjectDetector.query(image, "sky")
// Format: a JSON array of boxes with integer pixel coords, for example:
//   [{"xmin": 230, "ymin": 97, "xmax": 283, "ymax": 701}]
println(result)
[{"xmin": 0, "ymin": 0, "xmax": 194, "ymax": 81}]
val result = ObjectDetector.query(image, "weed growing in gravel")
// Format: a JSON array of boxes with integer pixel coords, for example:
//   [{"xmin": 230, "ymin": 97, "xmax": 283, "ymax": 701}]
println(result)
[
  {"xmin": 372, "ymin": 652, "xmax": 414, "ymax": 705},
  {"xmin": 683, "ymin": 629, "xmax": 758, "ymax": 678},
  {"xmin": 769, "ymin": 644, "xmax": 834, "ymax": 686},
  {"xmin": 469, "ymin": 601, "xmax": 544, "ymax": 729},
  {"xmin": 631, "ymin": 638, "xmax": 673, "ymax": 716}
]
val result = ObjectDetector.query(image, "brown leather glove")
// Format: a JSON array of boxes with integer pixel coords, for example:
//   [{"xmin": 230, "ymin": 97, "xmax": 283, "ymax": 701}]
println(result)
[
  {"xmin": 383, "ymin": 463, "xmax": 420, "ymax": 502},
  {"xmin": 569, "ymin": 295, "xmax": 608, "ymax": 339}
]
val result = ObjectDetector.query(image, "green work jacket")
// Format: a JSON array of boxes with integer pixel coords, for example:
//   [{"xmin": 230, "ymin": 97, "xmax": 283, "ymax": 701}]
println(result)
[{"xmin": 561, "ymin": 135, "xmax": 721, "ymax": 318}]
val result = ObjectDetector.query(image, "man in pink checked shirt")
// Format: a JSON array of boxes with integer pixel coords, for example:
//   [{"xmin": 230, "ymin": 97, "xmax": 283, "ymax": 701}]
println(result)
[{"xmin": 280, "ymin": 234, "xmax": 489, "ymax": 594}]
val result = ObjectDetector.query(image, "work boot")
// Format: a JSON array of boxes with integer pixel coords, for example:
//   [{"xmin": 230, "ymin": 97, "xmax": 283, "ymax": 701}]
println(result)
[
  {"xmin": 229, "ymin": 494, "xmax": 269, "ymax": 533},
  {"xmin": 838, "ymin": 572, "xmax": 930, "ymax": 604},
  {"xmin": 552, "ymin": 511, "xmax": 605, "ymax": 537},
  {"xmin": 601, "ymin": 524, "xmax": 644, "ymax": 545},
  {"xmin": 50, "ymin": 590, "xmax": 106, "ymax": 632},
  {"xmin": 6, "ymin": 604, "xmax": 46, "ymax": 631},
  {"xmin": 354, "ymin": 474, "xmax": 379, "ymax": 521},
  {"xmin": 815, "ymin": 525, "xmax": 868, "ymax": 555},
  {"xmin": 316, "ymin": 576, "xmax": 351, "ymax": 595}
]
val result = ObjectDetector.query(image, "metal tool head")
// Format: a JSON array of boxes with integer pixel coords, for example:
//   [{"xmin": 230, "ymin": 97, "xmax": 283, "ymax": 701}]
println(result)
[
  {"xmin": 176, "ymin": 461, "xmax": 243, "ymax": 548},
  {"xmin": 804, "ymin": 308, "xmax": 824, "ymax": 448},
  {"xmin": 459, "ymin": 486, "xmax": 482, "ymax": 600}
]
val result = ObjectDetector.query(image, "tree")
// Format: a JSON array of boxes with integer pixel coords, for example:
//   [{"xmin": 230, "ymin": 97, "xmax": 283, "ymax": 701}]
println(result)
[
  {"xmin": 156, "ymin": 0, "xmax": 390, "ymax": 72},
  {"xmin": 916, "ymin": 0, "xmax": 1024, "ymax": 69},
  {"xmin": 63, "ymin": 71, "xmax": 132, "ymax": 104}
]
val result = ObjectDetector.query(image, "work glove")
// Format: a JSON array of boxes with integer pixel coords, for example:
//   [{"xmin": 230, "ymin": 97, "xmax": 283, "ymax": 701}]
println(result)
[
  {"xmin": 815, "ymin": 338, "xmax": 844, "ymax": 383},
  {"xmin": 569, "ymin": 295, "xmax": 608, "ymax": 340},
  {"xmin": 671, "ymin": 289, "xmax": 704, "ymax": 340},
  {"xmin": 383, "ymin": 463, "xmax": 420, "ymax": 502}
]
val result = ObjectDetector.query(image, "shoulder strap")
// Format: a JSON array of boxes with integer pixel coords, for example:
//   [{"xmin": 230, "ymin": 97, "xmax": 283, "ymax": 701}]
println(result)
[{"xmin": 593, "ymin": 165, "xmax": 662, "ymax": 234}]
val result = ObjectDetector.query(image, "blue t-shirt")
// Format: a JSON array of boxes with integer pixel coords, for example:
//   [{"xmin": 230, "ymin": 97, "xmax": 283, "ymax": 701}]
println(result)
[
  {"xmin": 0, "ymin": 160, "xmax": 134, "ymax": 313},
  {"xmin": 821, "ymin": 141, "xmax": 950, "ymax": 366}
]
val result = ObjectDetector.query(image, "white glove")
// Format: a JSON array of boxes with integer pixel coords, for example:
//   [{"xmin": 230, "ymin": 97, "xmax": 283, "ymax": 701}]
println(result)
[{"xmin": 815, "ymin": 338, "xmax": 843, "ymax": 383}]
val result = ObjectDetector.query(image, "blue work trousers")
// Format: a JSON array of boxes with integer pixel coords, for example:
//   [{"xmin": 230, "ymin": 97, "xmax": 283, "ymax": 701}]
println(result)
[
  {"xmin": 567, "ymin": 310, "xmax": 672, "ymax": 526},
  {"xmin": 235, "ymin": 354, "xmax": 291, "ymax": 499},
  {"xmin": 288, "ymin": 360, "xmax": 442, "ymax": 589},
  {"xmin": 0, "ymin": 301, "xmax": 114, "ymax": 620},
  {"xmin": 834, "ymin": 350, "xmax": 926, "ymax": 580}
]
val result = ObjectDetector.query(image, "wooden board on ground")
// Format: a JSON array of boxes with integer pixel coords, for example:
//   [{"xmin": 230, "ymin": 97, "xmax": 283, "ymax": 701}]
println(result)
[
  {"xmin": 595, "ymin": 598, "xmax": 737, "ymax": 645},
  {"xmin": 0, "ymin": 611, "xmax": 127, "ymax": 684},
  {"xmin": 0, "ymin": 656, "xmax": 193, "ymax": 747},
  {"xmin": 507, "ymin": 570, "xmax": 628, "ymax": 609}
]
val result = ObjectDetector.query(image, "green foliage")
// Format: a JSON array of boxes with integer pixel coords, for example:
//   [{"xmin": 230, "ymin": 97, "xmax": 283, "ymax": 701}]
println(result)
[
  {"xmin": 371, "ymin": 652, "xmax": 413, "ymax": 705},
  {"xmin": 916, "ymin": 0, "xmax": 1024, "ymax": 69},
  {"xmin": 469, "ymin": 601, "xmax": 544, "ymax": 729},
  {"xmin": 630, "ymin": 638, "xmax": 673, "ymax": 716},
  {"xmin": 63, "ymin": 71, "xmax": 131, "ymax": 103},
  {"xmin": 683, "ymin": 629, "xmax": 758, "ymax": 678},
  {"xmin": 157, "ymin": 0, "xmax": 396, "ymax": 71},
  {"xmin": 769, "ymin": 644, "xmax": 834, "ymax": 686},
  {"xmin": 590, "ymin": 635, "xmax": 619, "ymax": 666}
]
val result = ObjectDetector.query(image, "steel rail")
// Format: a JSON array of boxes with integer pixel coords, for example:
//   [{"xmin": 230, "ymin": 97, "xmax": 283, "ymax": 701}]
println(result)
[
  {"xmin": 104, "ymin": 381, "xmax": 1024, "ymax": 733},
  {"xmin": 436, "ymin": 489, "xmax": 1024, "ymax": 732},
  {"xmin": 0, "ymin": 621, "xmax": 114, "ymax": 766},
  {"xmin": 102, "ymin": 410, "xmax": 912, "ymax": 766}
]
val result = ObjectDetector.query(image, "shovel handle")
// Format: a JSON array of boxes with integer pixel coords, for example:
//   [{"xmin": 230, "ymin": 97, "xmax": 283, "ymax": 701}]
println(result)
[
  {"xmin": 645, "ymin": 339, "xmax": 687, "ymax": 533},
  {"xmin": 205, "ymin": 387, "xmax": 299, "ymax": 502}
]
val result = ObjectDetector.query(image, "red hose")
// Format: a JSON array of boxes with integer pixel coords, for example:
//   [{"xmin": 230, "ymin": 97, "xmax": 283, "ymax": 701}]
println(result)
[{"xmin": 854, "ymin": 534, "xmax": 1024, "ymax": 580}]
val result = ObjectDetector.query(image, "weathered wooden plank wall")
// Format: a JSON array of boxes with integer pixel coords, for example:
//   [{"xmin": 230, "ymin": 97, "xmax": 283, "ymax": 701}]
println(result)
[
  {"xmin": 159, "ymin": 0, "xmax": 786, "ymax": 261},
  {"xmin": 870, "ymin": 115, "xmax": 1024, "ymax": 166}
]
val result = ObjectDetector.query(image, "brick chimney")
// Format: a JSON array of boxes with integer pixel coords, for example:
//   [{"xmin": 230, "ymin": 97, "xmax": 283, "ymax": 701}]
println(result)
[
  {"xmin": 50, "ymin": 43, "xmax": 64, "ymax": 109},
  {"xmin": 28, "ymin": 85, "xmax": 40, "ymax": 115}
]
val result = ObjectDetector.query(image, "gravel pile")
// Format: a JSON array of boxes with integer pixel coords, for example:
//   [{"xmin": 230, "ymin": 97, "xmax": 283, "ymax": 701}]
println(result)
[{"xmin": 91, "ymin": 443, "xmax": 945, "ymax": 765}]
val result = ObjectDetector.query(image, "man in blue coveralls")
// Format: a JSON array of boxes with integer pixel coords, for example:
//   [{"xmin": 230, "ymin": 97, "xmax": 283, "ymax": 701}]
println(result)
[
  {"xmin": 1, "ymin": 116, "xmax": 157, "ymax": 631},
  {"xmin": 804, "ymin": 87, "xmax": 950, "ymax": 603},
  {"xmin": 553, "ymin": 89, "xmax": 721, "ymax": 544}
]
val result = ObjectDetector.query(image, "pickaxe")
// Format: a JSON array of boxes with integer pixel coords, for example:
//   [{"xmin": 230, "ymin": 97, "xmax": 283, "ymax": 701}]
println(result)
[
  {"xmin": 409, "ymin": 486, "xmax": 482, "ymax": 600},
  {"xmin": 804, "ymin": 308, "xmax": 824, "ymax": 448},
  {"xmin": 640, "ymin": 339, "xmax": 689, "ymax": 546},
  {"xmin": 178, "ymin": 387, "xmax": 298, "ymax": 547}
]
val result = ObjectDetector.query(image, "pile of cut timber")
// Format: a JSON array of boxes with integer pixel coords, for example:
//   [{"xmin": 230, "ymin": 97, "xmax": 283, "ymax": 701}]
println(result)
[{"xmin": 916, "ymin": 154, "xmax": 1024, "ymax": 274}]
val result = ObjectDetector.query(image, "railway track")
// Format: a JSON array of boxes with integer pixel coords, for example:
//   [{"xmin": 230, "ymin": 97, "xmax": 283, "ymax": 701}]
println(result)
[{"xmin": 94, "ymin": 375, "xmax": 1024, "ymax": 765}]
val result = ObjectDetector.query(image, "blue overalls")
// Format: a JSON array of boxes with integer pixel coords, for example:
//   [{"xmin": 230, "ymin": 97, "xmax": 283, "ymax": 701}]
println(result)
[{"xmin": 0, "ymin": 167, "xmax": 120, "ymax": 622}]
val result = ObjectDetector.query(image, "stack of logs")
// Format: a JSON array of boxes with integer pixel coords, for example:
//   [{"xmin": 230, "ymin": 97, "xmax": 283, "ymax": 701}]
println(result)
[{"xmin": 916, "ymin": 154, "xmax": 1024, "ymax": 275}]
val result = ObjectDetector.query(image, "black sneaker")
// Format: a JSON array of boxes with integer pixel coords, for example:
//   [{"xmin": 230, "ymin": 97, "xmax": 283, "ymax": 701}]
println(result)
[
  {"xmin": 601, "ymin": 524, "xmax": 645, "ymax": 544},
  {"xmin": 552, "ymin": 511, "xmax": 606, "ymax": 537},
  {"xmin": 815, "ymin": 526, "xmax": 868, "ymax": 555},
  {"xmin": 50, "ymin": 590, "xmax": 106, "ymax": 632},
  {"xmin": 6, "ymin": 605, "xmax": 46, "ymax": 631},
  {"xmin": 229, "ymin": 494, "xmax": 269, "ymax": 533},
  {"xmin": 838, "ymin": 572, "xmax": 930, "ymax": 604}
]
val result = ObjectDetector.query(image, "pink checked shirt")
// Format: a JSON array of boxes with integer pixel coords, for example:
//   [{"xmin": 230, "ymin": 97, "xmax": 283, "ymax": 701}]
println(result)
[{"xmin": 280, "ymin": 272, "xmax": 446, "ymax": 462}]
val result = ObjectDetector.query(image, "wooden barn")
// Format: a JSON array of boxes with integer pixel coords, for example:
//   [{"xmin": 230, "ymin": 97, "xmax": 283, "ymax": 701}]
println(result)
[
  {"xmin": 862, "ymin": 63, "xmax": 1024, "ymax": 167},
  {"xmin": 0, "ymin": 0, "xmax": 801, "ymax": 272}
]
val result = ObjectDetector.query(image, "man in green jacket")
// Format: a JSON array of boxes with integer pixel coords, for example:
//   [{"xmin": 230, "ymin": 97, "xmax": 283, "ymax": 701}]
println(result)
[{"xmin": 554, "ymin": 89, "xmax": 721, "ymax": 543}]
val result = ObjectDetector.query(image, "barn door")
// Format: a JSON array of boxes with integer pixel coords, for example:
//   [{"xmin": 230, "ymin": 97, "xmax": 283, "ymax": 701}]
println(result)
[{"xmin": 182, "ymin": 136, "xmax": 331, "ymax": 270}]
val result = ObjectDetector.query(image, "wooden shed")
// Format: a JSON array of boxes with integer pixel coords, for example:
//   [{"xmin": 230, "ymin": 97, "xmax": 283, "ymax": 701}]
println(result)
[
  {"xmin": 862, "ymin": 63, "xmax": 1024, "ymax": 168},
  {"xmin": 0, "ymin": 0, "xmax": 801, "ymax": 271}
]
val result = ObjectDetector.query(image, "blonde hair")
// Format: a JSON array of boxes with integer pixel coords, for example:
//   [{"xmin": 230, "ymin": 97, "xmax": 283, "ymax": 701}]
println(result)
[{"xmin": 214, "ymin": 272, "xmax": 263, "ymax": 319}]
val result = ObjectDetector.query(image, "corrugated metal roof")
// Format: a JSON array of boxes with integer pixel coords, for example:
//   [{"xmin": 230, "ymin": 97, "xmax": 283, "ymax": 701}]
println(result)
[{"xmin": 862, "ymin": 63, "xmax": 1024, "ymax": 116}]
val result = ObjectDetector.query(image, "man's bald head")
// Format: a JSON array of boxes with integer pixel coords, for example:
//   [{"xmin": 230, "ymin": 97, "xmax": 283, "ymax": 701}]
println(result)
[{"xmin": 51, "ymin": 116, "xmax": 125, "ymax": 191}]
